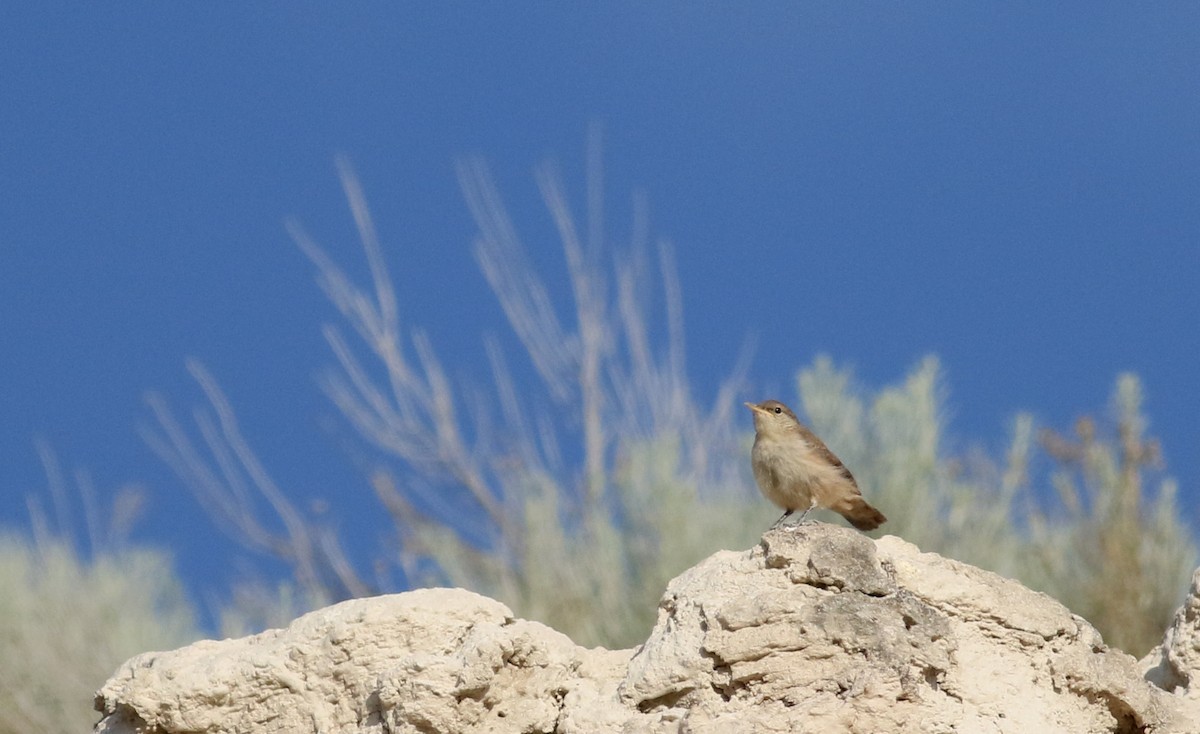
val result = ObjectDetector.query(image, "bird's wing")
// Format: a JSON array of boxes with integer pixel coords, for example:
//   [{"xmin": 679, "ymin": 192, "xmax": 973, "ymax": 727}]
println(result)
[{"xmin": 797, "ymin": 425, "xmax": 860, "ymax": 489}]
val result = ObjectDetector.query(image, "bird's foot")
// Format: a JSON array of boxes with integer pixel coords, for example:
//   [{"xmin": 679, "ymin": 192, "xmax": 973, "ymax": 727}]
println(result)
[{"xmin": 778, "ymin": 504, "xmax": 819, "ymax": 531}]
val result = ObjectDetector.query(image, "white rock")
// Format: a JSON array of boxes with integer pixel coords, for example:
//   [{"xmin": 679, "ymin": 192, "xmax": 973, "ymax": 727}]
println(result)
[
  {"xmin": 95, "ymin": 525, "xmax": 1200, "ymax": 733},
  {"xmin": 1142, "ymin": 568, "xmax": 1200, "ymax": 699}
]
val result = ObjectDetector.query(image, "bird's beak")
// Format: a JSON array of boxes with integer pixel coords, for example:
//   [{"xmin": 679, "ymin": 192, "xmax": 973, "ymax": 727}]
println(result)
[{"xmin": 744, "ymin": 402, "xmax": 765, "ymax": 414}]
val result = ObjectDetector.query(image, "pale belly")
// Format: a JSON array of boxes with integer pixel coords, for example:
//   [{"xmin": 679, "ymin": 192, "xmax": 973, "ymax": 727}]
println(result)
[{"xmin": 751, "ymin": 438, "xmax": 849, "ymax": 511}]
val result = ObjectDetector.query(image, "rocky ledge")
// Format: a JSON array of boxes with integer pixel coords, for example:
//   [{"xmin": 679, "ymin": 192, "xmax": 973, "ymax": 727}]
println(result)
[{"xmin": 94, "ymin": 525, "xmax": 1200, "ymax": 733}]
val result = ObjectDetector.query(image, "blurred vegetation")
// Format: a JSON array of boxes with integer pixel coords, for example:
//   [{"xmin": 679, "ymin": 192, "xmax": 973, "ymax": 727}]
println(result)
[
  {"xmin": 144, "ymin": 141, "xmax": 759, "ymax": 648},
  {"xmin": 1027, "ymin": 374, "xmax": 1194, "ymax": 655},
  {"xmin": 137, "ymin": 142, "xmax": 1194, "ymax": 655},
  {"xmin": 143, "ymin": 143, "xmax": 1194, "ymax": 655},
  {"xmin": 0, "ymin": 449, "xmax": 197, "ymax": 734},
  {"xmin": 7, "ymin": 146, "xmax": 1192, "ymax": 731},
  {"xmin": 799, "ymin": 358, "xmax": 1194, "ymax": 656}
]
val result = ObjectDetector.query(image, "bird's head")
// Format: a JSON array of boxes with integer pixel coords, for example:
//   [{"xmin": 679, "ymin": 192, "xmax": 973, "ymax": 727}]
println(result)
[{"xmin": 744, "ymin": 399, "xmax": 802, "ymax": 437}]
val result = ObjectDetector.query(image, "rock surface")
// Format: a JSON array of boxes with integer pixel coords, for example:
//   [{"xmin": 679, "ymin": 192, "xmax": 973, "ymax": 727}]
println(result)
[
  {"xmin": 1142, "ymin": 567, "xmax": 1200, "ymax": 699},
  {"xmin": 95, "ymin": 525, "xmax": 1200, "ymax": 733}
]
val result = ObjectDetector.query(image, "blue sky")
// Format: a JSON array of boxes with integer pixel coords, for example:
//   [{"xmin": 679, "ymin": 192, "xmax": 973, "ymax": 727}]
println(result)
[{"xmin": 2, "ymin": 5, "xmax": 1198, "ymax": 609}]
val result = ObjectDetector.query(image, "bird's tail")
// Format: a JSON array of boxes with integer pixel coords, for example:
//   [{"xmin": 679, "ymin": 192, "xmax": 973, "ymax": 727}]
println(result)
[{"xmin": 837, "ymin": 496, "xmax": 887, "ymax": 531}]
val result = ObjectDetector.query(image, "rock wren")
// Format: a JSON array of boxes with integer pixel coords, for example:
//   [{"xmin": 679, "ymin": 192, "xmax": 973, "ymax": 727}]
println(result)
[{"xmin": 746, "ymin": 399, "xmax": 887, "ymax": 531}]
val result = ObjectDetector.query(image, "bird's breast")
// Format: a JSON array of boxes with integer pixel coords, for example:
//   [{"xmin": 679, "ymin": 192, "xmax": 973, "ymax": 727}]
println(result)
[
  {"xmin": 752, "ymin": 437, "xmax": 818, "ymax": 507},
  {"xmin": 752, "ymin": 435, "xmax": 850, "ymax": 510}
]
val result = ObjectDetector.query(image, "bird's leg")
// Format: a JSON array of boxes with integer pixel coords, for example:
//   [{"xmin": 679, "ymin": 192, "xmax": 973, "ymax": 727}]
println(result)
[
  {"xmin": 769, "ymin": 509, "xmax": 794, "ymax": 530},
  {"xmin": 790, "ymin": 498, "xmax": 820, "ymax": 528}
]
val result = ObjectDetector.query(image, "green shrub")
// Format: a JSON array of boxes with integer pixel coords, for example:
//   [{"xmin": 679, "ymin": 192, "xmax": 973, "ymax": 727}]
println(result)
[{"xmin": 0, "ymin": 532, "xmax": 197, "ymax": 734}]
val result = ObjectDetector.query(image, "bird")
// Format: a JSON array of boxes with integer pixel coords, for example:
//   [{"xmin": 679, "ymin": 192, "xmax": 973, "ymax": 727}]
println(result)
[{"xmin": 745, "ymin": 399, "xmax": 887, "ymax": 531}]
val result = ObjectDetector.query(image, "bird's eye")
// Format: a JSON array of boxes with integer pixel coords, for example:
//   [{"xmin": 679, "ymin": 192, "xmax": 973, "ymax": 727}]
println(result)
[{"xmin": 773, "ymin": 406, "xmax": 782, "ymax": 414}]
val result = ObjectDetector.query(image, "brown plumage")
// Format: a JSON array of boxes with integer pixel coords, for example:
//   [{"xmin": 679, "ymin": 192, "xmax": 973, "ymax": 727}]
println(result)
[{"xmin": 746, "ymin": 399, "xmax": 886, "ymax": 531}]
